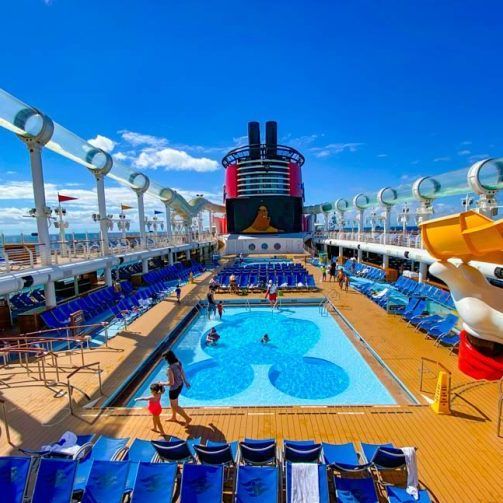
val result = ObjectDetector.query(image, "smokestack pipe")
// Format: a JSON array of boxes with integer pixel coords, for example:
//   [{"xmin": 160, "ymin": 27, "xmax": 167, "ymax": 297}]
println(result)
[
  {"xmin": 248, "ymin": 121, "xmax": 260, "ymax": 160},
  {"xmin": 265, "ymin": 121, "xmax": 277, "ymax": 159}
]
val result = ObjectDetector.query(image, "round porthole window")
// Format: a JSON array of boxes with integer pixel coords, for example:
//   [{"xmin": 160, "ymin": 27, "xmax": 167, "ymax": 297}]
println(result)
[
  {"xmin": 274, "ymin": 243, "xmax": 281, "ymax": 250},
  {"xmin": 248, "ymin": 243, "xmax": 256, "ymax": 251},
  {"xmin": 261, "ymin": 243, "xmax": 268, "ymax": 250}
]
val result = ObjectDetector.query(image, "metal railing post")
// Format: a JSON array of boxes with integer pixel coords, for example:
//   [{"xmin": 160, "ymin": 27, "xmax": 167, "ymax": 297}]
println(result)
[{"xmin": 0, "ymin": 399, "xmax": 12, "ymax": 445}]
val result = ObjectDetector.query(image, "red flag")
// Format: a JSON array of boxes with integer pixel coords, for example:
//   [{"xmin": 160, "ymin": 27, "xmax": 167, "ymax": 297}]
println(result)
[{"xmin": 58, "ymin": 194, "xmax": 78, "ymax": 203}]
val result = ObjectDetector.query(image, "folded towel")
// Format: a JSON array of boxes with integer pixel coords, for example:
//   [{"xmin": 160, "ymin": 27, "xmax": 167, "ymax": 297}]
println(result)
[
  {"xmin": 401, "ymin": 447, "xmax": 419, "ymax": 500},
  {"xmin": 291, "ymin": 463, "xmax": 319, "ymax": 503}
]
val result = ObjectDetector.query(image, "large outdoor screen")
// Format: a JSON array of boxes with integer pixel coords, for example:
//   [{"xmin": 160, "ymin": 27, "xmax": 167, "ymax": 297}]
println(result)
[{"xmin": 226, "ymin": 196, "xmax": 303, "ymax": 234}]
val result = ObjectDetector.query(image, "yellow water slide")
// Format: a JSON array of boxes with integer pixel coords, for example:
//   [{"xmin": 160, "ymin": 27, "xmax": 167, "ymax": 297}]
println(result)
[{"xmin": 420, "ymin": 210, "xmax": 503, "ymax": 263}]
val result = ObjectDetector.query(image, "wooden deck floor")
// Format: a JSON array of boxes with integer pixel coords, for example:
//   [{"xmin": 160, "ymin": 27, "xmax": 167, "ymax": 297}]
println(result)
[{"xmin": 0, "ymin": 259, "xmax": 502, "ymax": 502}]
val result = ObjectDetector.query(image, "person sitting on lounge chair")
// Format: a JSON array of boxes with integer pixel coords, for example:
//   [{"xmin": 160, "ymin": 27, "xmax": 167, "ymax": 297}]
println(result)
[{"xmin": 229, "ymin": 273, "xmax": 238, "ymax": 293}]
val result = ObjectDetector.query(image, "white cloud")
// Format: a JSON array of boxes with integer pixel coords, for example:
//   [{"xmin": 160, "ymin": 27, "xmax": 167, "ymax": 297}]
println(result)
[
  {"xmin": 284, "ymin": 134, "xmax": 322, "ymax": 149},
  {"xmin": 433, "ymin": 156, "xmax": 451, "ymax": 162},
  {"xmin": 120, "ymin": 130, "xmax": 168, "ymax": 148},
  {"xmin": 377, "ymin": 154, "xmax": 388, "ymax": 158},
  {"xmin": 135, "ymin": 147, "xmax": 219, "ymax": 172},
  {"xmin": 468, "ymin": 153, "xmax": 489, "ymax": 163},
  {"xmin": 458, "ymin": 150, "xmax": 471, "ymax": 156},
  {"xmin": 112, "ymin": 152, "xmax": 129, "ymax": 161},
  {"xmin": 310, "ymin": 142, "xmax": 364, "ymax": 158},
  {"xmin": 88, "ymin": 134, "xmax": 116, "ymax": 153}
]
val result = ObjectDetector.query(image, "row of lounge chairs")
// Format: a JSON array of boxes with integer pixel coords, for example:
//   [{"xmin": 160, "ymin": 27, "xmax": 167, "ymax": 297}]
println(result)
[
  {"xmin": 40, "ymin": 282, "xmax": 134, "ymax": 330},
  {"xmin": 143, "ymin": 261, "xmax": 203, "ymax": 286},
  {"xmin": 114, "ymin": 261, "xmax": 143, "ymax": 280},
  {"xmin": 215, "ymin": 272, "xmax": 317, "ymax": 292},
  {"xmin": 401, "ymin": 298, "xmax": 459, "ymax": 348},
  {"xmin": 393, "ymin": 277, "xmax": 455, "ymax": 310},
  {"xmin": 8, "ymin": 434, "xmax": 431, "ymax": 502},
  {"xmin": 9, "ymin": 289, "xmax": 47, "ymax": 313},
  {"xmin": 344, "ymin": 260, "xmax": 386, "ymax": 282},
  {"xmin": 357, "ymin": 283, "xmax": 459, "ymax": 349},
  {"xmin": 216, "ymin": 263, "xmax": 316, "ymax": 292}
]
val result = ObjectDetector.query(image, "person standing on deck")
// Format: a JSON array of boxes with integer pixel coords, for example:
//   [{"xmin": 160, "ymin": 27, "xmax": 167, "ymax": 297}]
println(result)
[
  {"xmin": 329, "ymin": 262, "xmax": 336, "ymax": 282},
  {"xmin": 344, "ymin": 274, "xmax": 350, "ymax": 292},
  {"xmin": 160, "ymin": 351, "xmax": 192, "ymax": 425},
  {"xmin": 134, "ymin": 383, "xmax": 166, "ymax": 435},
  {"xmin": 175, "ymin": 284, "xmax": 181, "ymax": 303},
  {"xmin": 321, "ymin": 264, "xmax": 327, "ymax": 282},
  {"xmin": 265, "ymin": 280, "xmax": 279, "ymax": 308},
  {"xmin": 207, "ymin": 289, "xmax": 217, "ymax": 319}
]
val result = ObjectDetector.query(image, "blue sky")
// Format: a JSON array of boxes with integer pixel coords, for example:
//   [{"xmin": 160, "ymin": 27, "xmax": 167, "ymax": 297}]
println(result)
[{"xmin": 0, "ymin": 0, "xmax": 502, "ymax": 232}]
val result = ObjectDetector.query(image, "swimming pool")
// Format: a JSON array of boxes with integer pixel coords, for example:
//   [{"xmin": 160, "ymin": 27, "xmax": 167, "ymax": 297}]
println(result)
[{"xmin": 126, "ymin": 305, "xmax": 398, "ymax": 407}]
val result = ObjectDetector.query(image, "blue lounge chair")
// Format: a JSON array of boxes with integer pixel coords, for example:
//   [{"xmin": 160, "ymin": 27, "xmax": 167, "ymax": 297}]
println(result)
[
  {"xmin": 435, "ymin": 332, "xmax": 460, "ymax": 350},
  {"xmin": 0, "ymin": 456, "xmax": 31, "ymax": 503},
  {"xmin": 180, "ymin": 464, "xmax": 224, "ymax": 502},
  {"xmin": 413, "ymin": 314, "xmax": 443, "ymax": 331},
  {"xmin": 130, "ymin": 462, "xmax": 177, "ymax": 502},
  {"xmin": 426, "ymin": 315, "xmax": 458, "ymax": 339},
  {"xmin": 32, "ymin": 458, "xmax": 77, "ymax": 503},
  {"xmin": 334, "ymin": 476, "xmax": 379, "ymax": 502},
  {"xmin": 361, "ymin": 444, "xmax": 406, "ymax": 470},
  {"xmin": 73, "ymin": 436, "xmax": 129, "ymax": 493},
  {"xmin": 125, "ymin": 438, "xmax": 158, "ymax": 492},
  {"xmin": 403, "ymin": 300, "xmax": 427, "ymax": 322},
  {"xmin": 387, "ymin": 485, "xmax": 432, "ymax": 502},
  {"xmin": 240, "ymin": 440, "xmax": 277, "ymax": 465},
  {"xmin": 360, "ymin": 442, "xmax": 394, "ymax": 464},
  {"xmin": 194, "ymin": 442, "xmax": 238, "ymax": 466},
  {"xmin": 322, "ymin": 442, "xmax": 371, "ymax": 472},
  {"xmin": 286, "ymin": 462, "xmax": 329, "ymax": 502},
  {"xmin": 81, "ymin": 460, "xmax": 129, "ymax": 503},
  {"xmin": 283, "ymin": 442, "xmax": 322, "ymax": 463},
  {"xmin": 234, "ymin": 465, "xmax": 279, "ymax": 502},
  {"xmin": 151, "ymin": 437, "xmax": 200, "ymax": 463},
  {"xmin": 19, "ymin": 433, "xmax": 94, "ymax": 459}
]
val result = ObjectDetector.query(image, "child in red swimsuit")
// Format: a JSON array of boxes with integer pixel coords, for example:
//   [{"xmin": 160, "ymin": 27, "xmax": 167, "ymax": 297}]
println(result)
[{"xmin": 135, "ymin": 383, "xmax": 165, "ymax": 435}]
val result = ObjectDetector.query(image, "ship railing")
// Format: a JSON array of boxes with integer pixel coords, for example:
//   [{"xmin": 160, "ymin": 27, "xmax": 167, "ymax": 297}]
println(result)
[
  {"xmin": 66, "ymin": 362, "xmax": 104, "ymax": 417},
  {"xmin": 0, "ymin": 233, "xmax": 216, "ymax": 276},
  {"xmin": 0, "ymin": 397, "xmax": 12, "ymax": 446},
  {"xmin": 313, "ymin": 231, "xmax": 422, "ymax": 249}
]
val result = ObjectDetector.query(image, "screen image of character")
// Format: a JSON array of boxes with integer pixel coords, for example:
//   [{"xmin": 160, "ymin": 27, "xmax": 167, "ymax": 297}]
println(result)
[{"xmin": 243, "ymin": 205, "xmax": 282, "ymax": 233}]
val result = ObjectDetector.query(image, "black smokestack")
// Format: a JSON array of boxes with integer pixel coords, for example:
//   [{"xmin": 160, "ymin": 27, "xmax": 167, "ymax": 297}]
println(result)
[
  {"xmin": 265, "ymin": 121, "xmax": 277, "ymax": 159},
  {"xmin": 248, "ymin": 121, "xmax": 261, "ymax": 160}
]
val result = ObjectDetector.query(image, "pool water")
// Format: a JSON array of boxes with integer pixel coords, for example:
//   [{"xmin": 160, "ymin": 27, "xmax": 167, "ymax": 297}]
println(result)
[{"xmin": 127, "ymin": 306, "xmax": 397, "ymax": 407}]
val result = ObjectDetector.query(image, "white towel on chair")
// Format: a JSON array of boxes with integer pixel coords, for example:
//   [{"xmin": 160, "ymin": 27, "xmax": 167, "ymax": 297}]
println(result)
[
  {"xmin": 291, "ymin": 463, "xmax": 319, "ymax": 503},
  {"xmin": 42, "ymin": 431, "xmax": 80, "ymax": 456},
  {"xmin": 401, "ymin": 446, "xmax": 419, "ymax": 500}
]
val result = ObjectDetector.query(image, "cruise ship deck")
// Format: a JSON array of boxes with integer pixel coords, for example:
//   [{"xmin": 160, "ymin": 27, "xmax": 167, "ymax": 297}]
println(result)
[{"xmin": 1, "ymin": 257, "xmax": 501, "ymax": 502}]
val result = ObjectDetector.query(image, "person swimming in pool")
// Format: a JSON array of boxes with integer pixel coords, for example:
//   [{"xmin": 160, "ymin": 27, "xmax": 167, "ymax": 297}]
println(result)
[{"xmin": 260, "ymin": 334, "xmax": 270, "ymax": 344}]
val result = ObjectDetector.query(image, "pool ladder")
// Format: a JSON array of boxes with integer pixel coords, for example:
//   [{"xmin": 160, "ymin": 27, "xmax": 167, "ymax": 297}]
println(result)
[
  {"xmin": 245, "ymin": 300, "xmax": 252, "ymax": 312},
  {"xmin": 319, "ymin": 300, "xmax": 329, "ymax": 316}
]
